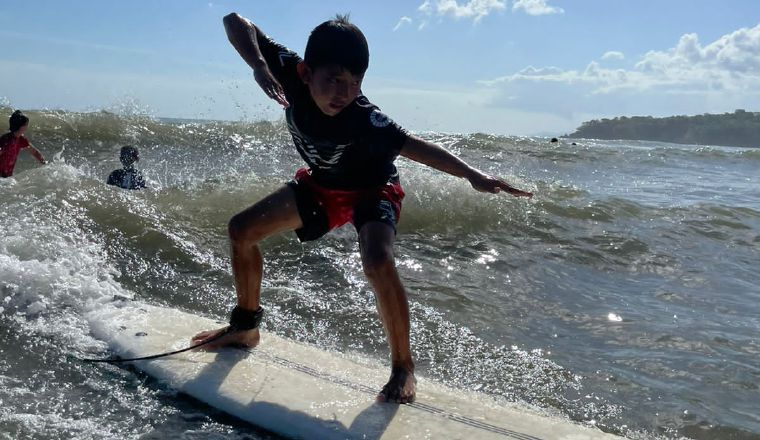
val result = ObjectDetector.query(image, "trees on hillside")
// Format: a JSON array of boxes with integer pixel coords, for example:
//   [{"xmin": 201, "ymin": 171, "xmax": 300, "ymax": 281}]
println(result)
[{"xmin": 568, "ymin": 110, "xmax": 760, "ymax": 147}]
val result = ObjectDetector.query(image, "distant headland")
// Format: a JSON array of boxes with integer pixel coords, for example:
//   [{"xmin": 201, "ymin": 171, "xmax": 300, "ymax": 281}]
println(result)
[{"xmin": 565, "ymin": 109, "xmax": 760, "ymax": 148}]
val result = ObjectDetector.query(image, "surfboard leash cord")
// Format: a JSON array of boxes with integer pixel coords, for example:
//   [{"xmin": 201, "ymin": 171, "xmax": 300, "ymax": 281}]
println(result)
[
  {"xmin": 78, "ymin": 327, "xmax": 234, "ymax": 364},
  {"xmin": 79, "ymin": 306, "xmax": 265, "ymax": 364}
]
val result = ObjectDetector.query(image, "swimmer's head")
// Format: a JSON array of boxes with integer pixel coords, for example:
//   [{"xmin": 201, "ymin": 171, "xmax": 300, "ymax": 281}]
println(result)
[
  {"xmin": 9, "ymin": 110, "xmax": 29, "ymax": 133},
  {"xmin": 120, "ymin": 146, "xmax": 139, "ymax": 167}
]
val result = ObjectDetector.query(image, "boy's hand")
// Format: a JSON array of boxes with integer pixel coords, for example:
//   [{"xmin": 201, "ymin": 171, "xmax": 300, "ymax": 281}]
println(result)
[
  {"xmin": 253, "ymin": 67, "xmax": 289, "ymax": 108},
  {"xmin": 468, "ymin": 171, "xmax": 533, "ymax": 198}
]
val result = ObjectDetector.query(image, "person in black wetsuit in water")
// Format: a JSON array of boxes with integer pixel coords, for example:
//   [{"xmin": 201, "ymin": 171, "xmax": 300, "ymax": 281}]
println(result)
[{"xmin": 107, "ymin": 146, "xmax": 146, "ymax": 190}]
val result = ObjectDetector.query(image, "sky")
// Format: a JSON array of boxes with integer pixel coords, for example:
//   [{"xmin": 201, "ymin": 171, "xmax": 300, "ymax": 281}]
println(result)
[{"xmin": 1, "ymin": 0, "xmax": 760, "ymax": 136}]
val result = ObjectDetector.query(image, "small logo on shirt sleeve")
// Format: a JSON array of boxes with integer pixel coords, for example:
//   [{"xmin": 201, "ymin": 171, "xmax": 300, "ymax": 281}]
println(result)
[{"xmin": 369, "ymin": 109, "xmax": 391, "ymax": 128}]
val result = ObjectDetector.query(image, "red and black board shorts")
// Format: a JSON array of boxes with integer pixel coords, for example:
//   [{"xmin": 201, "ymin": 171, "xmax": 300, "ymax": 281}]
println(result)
[{"xmin": 286, "ymin": 168, "xmax": 405, "ymax": 242}]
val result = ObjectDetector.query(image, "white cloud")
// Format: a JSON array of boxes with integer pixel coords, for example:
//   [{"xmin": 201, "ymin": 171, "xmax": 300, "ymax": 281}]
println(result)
[
  {"xmin": 512, "ymin": 0, "xmax": 564, "ymax": 16},
  {"xmin": 478, "ymin": 23, "xmax": 760, "ymax": 124},
  {"xmin": 601, "ymin": 51, "xmax": 625, "ymax": 61},
  {"xmin": 417, "ymin": 0, "xmax": 507, "ymax": 22},
  {"xmin": 636, "ymin": 25, "xmax": 760, "ymax": 74},
  {"xmin": 393, "ymin": 16, "xmax": 413, "ymax": 31},
  {"xmin": 486, "ymin": 23, "xmax": 760, "ymax": 95}
]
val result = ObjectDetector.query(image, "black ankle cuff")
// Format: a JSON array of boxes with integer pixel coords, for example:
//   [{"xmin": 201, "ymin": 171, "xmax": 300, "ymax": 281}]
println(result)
[{"xmin": 229, "ymin": 306, "xmax": 264, "ymax": 330}]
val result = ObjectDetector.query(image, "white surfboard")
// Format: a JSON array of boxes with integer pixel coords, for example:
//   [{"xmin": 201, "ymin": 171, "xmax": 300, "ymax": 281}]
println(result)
[{"xmin": 86, "ymin": 301, "xmax": 622, "ymax": 440}]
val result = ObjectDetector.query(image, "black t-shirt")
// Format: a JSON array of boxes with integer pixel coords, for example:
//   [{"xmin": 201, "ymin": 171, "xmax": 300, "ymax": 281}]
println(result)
[
  {"xmin": 257, "ymin": 32, "xmax": 409, "ymax": 189},
  {"xmin": 107, "ymin": 168, "xmax": 146, "ymax": 190}
]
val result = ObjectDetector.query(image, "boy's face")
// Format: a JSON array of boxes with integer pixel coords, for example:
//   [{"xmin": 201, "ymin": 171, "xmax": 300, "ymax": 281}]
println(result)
[
  {"xmin": 14, "ymin": 124, "xmax": 28, "ymax": 136},
  {"xmin": 298, "ymin": 63, "xmax": 363, "ymax": 116}
]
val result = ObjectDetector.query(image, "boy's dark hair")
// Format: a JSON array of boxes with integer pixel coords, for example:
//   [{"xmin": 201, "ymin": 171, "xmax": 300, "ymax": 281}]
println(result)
[
  {"xmin": 120, "ymin": 145, "xmax": 139, "ymax": 167},
  {"xmin": 304, "ymin": 14, "xmax": 369, "ymax": 75},
  {"xmin": 9, "ymin": 110, "xmax": 29, "ymax": 133}
]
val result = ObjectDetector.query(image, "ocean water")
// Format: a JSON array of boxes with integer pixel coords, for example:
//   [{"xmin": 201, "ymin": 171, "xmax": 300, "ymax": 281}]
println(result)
[{"xmin": 1, "ymin": 108, "xmax": 758, "ymax": 440}]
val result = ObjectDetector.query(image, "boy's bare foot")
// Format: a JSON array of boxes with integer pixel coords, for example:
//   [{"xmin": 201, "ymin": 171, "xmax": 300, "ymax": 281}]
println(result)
[
  {"xmin": 191, "ymin": 327, "xmax": 260, "ymax": 350},
  {"xmin": 377, "ymin": 366, "xmax": 416, "ymax": 404}
]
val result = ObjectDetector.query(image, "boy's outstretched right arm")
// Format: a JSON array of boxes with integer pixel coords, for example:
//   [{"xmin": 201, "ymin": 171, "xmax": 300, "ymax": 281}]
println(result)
[{"xmin": 223, "ymin": 13, "xmax": 289, "ymax": 108}]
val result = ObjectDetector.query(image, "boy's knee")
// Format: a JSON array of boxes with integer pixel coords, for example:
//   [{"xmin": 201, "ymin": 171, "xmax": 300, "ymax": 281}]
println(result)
[
  {"xmin": 361, "ymin": 247, "xmax": 394, "ymax": 279},
  {"xmin": 228, "ymin": 215, "xmax": 244, "ymax": 242},
  {"xmin": 228, "ymin": 213, "xmax": 262, "ymax": 245}
]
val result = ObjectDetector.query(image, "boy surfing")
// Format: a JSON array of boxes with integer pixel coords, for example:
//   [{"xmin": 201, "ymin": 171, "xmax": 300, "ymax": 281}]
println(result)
[{"xmin": 192, "ymin": 12, "xmax": 533, "ymax": 404}]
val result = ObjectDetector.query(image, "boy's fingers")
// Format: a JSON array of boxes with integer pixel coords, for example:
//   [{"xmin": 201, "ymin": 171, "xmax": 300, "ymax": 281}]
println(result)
[
  {"xmin": 506, "ymin": 187, "xmax": 533, "ymax": 198},
  {"xmin": 261, "ymin": 81, "xmax": 289, "ymax": 107},
  {"xmin": 273, "ymin": 93, "xmax": 289, "ymax": 108},
  {"xmin": 497, "ymin": 181, "xmax": 533, "ymax": 198}
]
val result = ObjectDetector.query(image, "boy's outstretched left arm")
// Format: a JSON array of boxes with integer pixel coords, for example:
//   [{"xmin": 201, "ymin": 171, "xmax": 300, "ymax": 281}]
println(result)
[{"xmin": 400, "ymin": 135, "xmax": 532, "ymax": 198}]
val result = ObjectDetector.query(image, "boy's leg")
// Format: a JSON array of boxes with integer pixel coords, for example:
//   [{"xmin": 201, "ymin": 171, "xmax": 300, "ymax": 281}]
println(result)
[
  {"xmin": 192, "ymin": 184, "xmax": 302, "ymax": 348},
  {"xmin": 358, "ymin": 221, "xmax": 416, "ymax": 404}
]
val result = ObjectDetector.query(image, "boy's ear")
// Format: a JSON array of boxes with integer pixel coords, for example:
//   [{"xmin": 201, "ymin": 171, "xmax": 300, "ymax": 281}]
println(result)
[{"xmin": 296, "ymin": 61, "xmax": 311, "ymax": 84}]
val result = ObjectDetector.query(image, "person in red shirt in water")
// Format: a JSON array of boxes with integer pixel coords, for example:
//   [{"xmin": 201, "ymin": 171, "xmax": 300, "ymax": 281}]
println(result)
[{"xmin": 0, "ymin": 110, "xmax": 46, "ymax": 178}]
